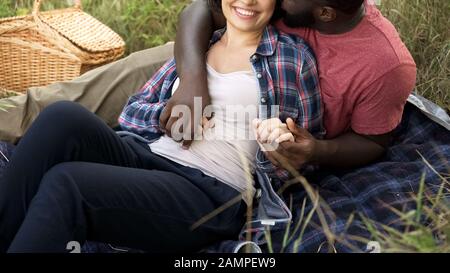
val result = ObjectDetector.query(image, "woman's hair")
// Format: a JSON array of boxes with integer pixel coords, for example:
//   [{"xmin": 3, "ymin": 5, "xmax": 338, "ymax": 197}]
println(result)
[{"xmin": 207, "ymin": 0, "xmax": 283, "ymax": 23}]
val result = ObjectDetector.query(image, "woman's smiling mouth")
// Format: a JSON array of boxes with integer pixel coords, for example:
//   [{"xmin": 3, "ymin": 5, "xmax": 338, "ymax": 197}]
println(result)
[{"xmin": 233, "ymin": 6, "xmax": 258, "ymax": 19}]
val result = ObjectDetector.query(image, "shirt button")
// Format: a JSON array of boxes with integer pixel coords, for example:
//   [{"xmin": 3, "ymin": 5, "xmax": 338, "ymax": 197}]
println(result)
[
  {"xmin": 261, "ymin": 97, "xmax": 267, "ymax": 103},
  {"xmin": 257, "ymin": 73, "xmax": 262, "ymax": 79}
]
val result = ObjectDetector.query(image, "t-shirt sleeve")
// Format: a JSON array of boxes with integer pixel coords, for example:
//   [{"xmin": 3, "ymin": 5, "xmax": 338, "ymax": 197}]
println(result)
[{"xmin": 351, "ymin": 64, "xmax": 417, "ymax": 135}]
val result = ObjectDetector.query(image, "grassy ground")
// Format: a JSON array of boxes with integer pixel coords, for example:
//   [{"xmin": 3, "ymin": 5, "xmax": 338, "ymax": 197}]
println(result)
[
  {"xmin": 0, "ymin": 0, "xmax": 448, "ymax": 109},
  {"xmin": 379, "ymin": 0, "xmax": 449, "ymax": 112}
]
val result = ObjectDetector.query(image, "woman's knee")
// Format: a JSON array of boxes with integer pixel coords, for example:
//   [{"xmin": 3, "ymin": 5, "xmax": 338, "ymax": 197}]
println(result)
[
  {"xmin": 39, "ymin": 163, "xmax": 82, "ymax": 200},
  {"xmin": 31, "ymin": 101, "xmax": 97, "ymax": 138},
  {"xmin": 37, "ymin": 101, "xmax": 91, "ymax": 127}
]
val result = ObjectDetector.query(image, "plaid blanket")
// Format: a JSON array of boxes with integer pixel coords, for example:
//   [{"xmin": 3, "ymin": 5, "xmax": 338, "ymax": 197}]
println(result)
[
  {"xmin": 0, "ymin": 141, "xmax": 13, "ymax": 179},
  {"xmin": 267, "ymin": 102, "xmax": 450, "ymax": 253},
  {"xmin": 1, "ymin": 101, "xmax": 449, "ymax": 253},
  {"xmin": 204, "ymin": 101, "xmax": 450, "ymax": 253}
]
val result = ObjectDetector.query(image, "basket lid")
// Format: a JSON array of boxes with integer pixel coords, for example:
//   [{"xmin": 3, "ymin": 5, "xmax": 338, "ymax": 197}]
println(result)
[{"xmin": 38, "ymin": 8, "xmax": 125, "ymax": 53}]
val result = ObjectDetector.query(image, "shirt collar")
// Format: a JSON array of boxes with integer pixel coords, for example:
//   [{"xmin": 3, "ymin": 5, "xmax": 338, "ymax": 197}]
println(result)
[
  {"xmin": 255, "ymin": 25, "xmax": 278, "ymax": 56},
  {"xmin": 210, "ymin": 25, "xmax": 279, "ymax": 57}
]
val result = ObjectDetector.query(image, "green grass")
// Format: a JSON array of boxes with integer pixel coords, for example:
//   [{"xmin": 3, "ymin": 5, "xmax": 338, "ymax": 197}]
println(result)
[
  {"xmin": 379, "ymin": 0, "xmax": 450, "ymax": 112},
  {"xmin": 0, "ymin": 0, "xmax": 192, "ymax": 54},
  {"xmin": 359, "ymin": 159, "xmax": 450, "ymax": 253}
]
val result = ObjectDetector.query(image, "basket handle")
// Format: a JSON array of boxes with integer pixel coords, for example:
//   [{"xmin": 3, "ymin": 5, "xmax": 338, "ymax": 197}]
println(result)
[
  {"xmin": 30, "ymin": 0, "xmax": 86, "ymax": 58},
  {"xmin": 33, "ymin": 0, "xmax": 82, "ymax": 15}
]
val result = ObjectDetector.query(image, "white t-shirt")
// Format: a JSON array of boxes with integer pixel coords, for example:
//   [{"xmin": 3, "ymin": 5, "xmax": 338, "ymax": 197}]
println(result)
[{"xmin": 149, "ymin": 64, "xmax": 259, "ymax": 204}]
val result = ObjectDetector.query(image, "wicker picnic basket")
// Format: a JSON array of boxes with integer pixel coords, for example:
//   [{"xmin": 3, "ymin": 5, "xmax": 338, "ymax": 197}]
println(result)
[{"xmin": 0, "ymin": 0, "xmax": 125, "ymax": 94}]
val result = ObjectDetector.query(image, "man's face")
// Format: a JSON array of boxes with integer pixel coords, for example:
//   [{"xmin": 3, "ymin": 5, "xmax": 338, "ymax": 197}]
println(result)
[{"xmin": 281, "ymin": 0, "xmax": 317, "ymax": 28}]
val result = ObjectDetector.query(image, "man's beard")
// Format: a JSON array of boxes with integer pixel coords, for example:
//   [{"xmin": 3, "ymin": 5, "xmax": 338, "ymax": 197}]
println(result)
[{"xmin": 282, "ymin": 10, "xmax": 316, "ymax": 28}]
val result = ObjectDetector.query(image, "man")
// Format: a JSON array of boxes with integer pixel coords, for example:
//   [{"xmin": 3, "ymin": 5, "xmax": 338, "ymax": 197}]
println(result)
[{"xmin": 160, "ymin": 0, "xmax": 417, "ymax": 170}]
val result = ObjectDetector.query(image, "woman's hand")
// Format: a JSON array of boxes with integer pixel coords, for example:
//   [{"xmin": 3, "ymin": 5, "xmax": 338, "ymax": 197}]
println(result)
[
  {"xmin": 252, "ymin": 118, "xmax": 294, "ymax": 151},
  {"xmin": 262, "ymin": 118, "xmax": 318, "ymax": 169}
]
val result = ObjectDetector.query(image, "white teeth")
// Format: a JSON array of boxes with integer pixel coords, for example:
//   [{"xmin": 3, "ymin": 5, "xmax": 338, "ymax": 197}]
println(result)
[{"xmin": 235, "ymin": 7, "xmax": 256, "ymax": 17}]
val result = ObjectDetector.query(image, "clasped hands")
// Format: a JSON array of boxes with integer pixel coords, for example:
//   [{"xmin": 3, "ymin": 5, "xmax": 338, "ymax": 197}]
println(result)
[{"xmin": 252, "ymin": 118, "xmax": 314, "ymax": 170}]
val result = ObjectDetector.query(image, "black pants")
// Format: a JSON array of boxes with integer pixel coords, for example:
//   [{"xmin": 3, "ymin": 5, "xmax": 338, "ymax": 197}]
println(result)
[{"xmin": 0, "ymin": 101, "xmax": 246, "ymax": 253}]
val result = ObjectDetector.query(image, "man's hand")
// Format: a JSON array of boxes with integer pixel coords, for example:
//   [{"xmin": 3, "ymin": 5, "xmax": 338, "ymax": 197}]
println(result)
[
  {"xmin": 263, "ymin": 118, "xmax": 318, "ymax": 169},
  {"xmin": 265, "ymin": 118, "xmax": 391, "ymax": 169},
  {"xmin": 159, "ymin": 79, "xmax": 211, "ymax": 149}
]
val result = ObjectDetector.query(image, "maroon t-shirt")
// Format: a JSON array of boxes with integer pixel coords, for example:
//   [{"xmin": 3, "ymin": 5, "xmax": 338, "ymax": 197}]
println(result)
[{"xmin": 276, "ymin": 0, "xmax": 417, "ymax": 138}]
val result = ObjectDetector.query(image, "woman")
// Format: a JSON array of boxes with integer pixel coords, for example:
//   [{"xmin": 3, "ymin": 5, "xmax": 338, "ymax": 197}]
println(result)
[{"xmin": 0, "ymin": 0, "xmax": 323, "ymax": 253}]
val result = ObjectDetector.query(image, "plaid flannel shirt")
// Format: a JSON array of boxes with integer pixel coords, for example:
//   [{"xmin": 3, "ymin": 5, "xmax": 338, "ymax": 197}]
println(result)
[{"xmin": 119, "ymin": 24, "xmax": 324, "ymax": 182}]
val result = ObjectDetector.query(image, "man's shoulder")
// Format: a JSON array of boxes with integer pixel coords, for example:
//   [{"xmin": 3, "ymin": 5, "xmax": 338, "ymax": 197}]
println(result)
[
  {"xmin": 271, "ymin": 25, "xmax": 316, "ymax": 60},
  {"xmin": 324, "ymin": 3, "xmax": 416, "ymax": 87},
  {"xmin": 363, "ymin": 3, "xmax": 415, "ymax": 67}
]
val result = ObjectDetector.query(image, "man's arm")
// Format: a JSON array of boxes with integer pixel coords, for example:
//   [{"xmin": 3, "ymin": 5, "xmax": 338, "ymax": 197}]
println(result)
[
  {"xmin": 268, "ymin": 64, "xmax": 416, "ymax": 170},
  {"xmin": 311, "ymin": 65, "xmax": 415, "ymax": 168},
  {"xmin": 174, "ymin": 0, "xmax": 225, "ymax": 78},
  {"xmin": 312, "ymin": 130, "xmax": 392, "ymax": 168},
  {"xmin": 159, "ymin": 0, "xmax": 225, "ymax": 148},
  {"xmin": 267, "ymin": 120, "xmax": 392, "ymax": 170}
]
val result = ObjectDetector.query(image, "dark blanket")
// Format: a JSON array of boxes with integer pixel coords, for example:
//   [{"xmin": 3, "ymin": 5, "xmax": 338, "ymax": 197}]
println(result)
[
  {"xmin": 0, "ymin": 141, "xmax": 14, "ymax": 178},
  {"xmin": 268, "ymin": 102, "xmax": 449, "ymax": 252},
  {"xmin": 1, "ymin": 103, "xmax": 449, "ymax": 253}
]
